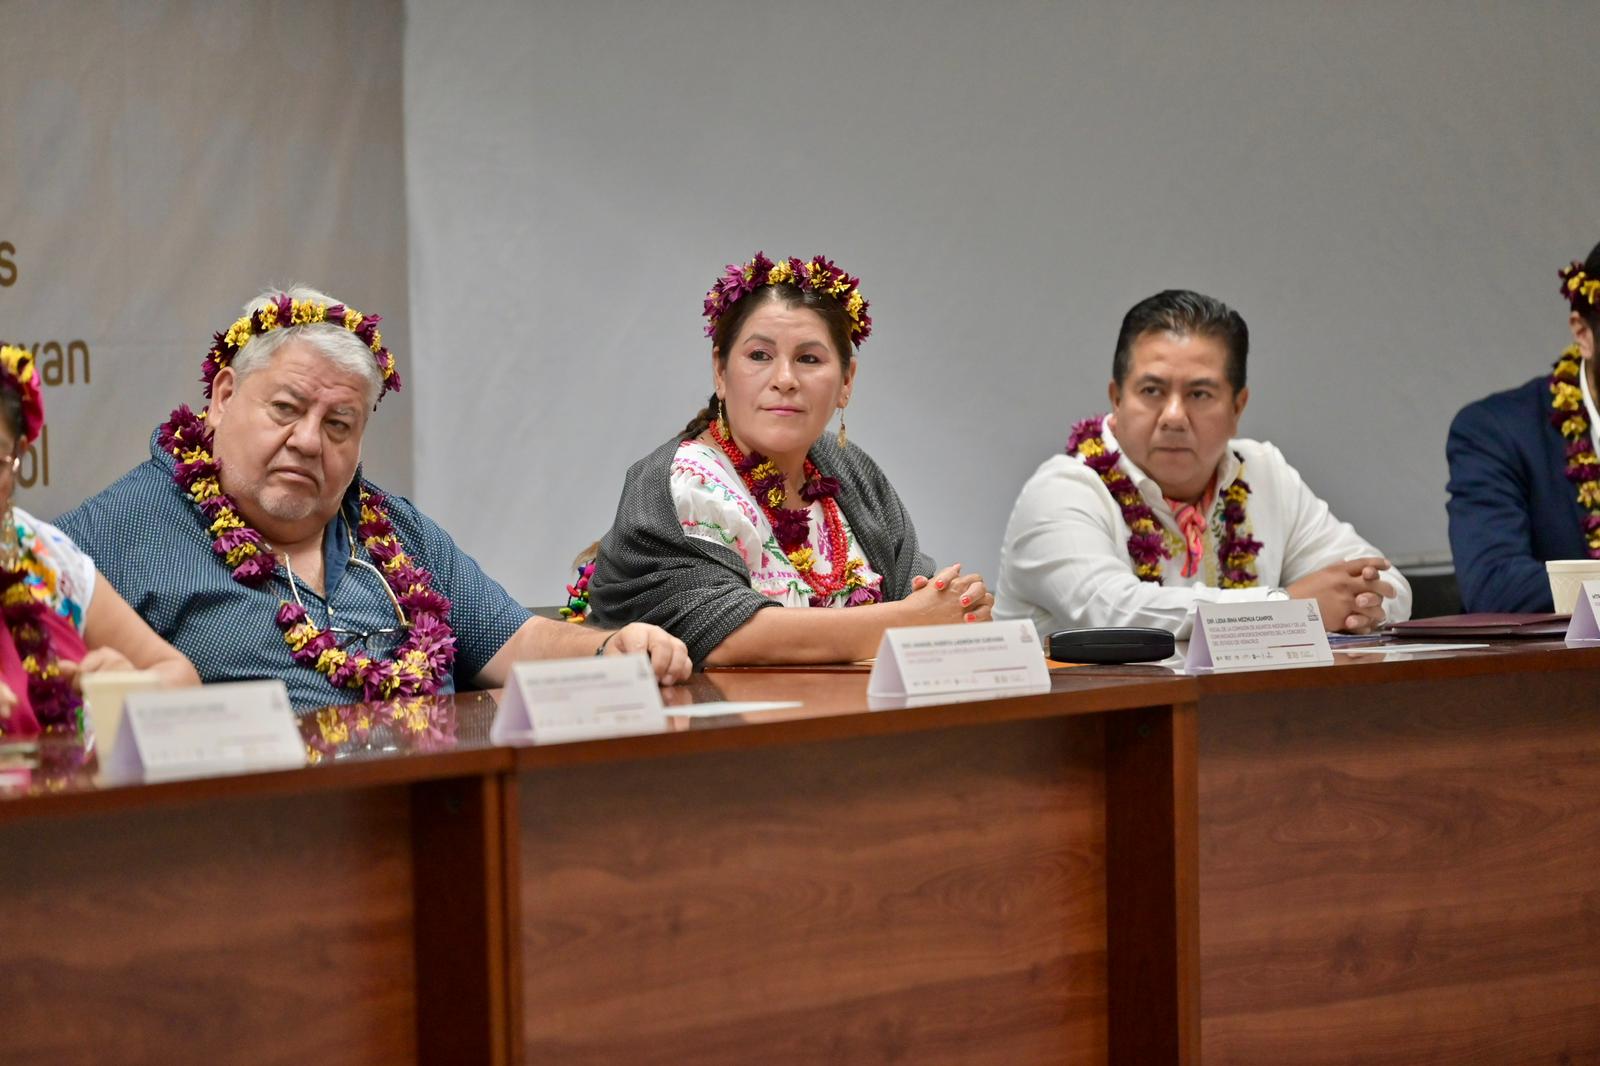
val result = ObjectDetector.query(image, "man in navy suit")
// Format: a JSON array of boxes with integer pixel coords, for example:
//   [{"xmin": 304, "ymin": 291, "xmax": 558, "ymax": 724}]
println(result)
[{"xmin": 1448, "ymin": 241, "xmax": 1600, "ymax": 612}]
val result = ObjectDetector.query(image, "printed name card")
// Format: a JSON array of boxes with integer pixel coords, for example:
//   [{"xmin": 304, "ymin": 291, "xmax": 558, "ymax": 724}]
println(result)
[
  {"xmin": 1185, "ymin": 599, "xmax": 1334, "ymax": 672},
  {"xmin": 491, "ymin": 653, "xmax": 667, "ymax": 745},
  {"xmin": 1564, "ymin": 581, "xmax": 1600, "ymax": 644},
  {"xmin": 100, "ymin": 680, "xmax": 304, "ymax": 785},
  {"xmin": 867, "ymin": 619, "xmax": 1050, "ymax": 699}
]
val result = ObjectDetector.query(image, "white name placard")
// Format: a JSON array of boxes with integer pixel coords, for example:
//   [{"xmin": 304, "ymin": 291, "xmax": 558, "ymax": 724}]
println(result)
[
  {"xmin": 866, "ymin": 619, "xmax": 1050, "ymax": 699},
  {"xmin": 1186, "ymin": 599, "xmax": 1334, "ymax": 672},
  {"xmin": 491, "ymin": 652, "xmax": 667, "ymax": 745},
  {"xmin": 100, "ymin": 680, "xmax": 304, "ymax": 785},
  {"xmin": 1565, "ymin": 581, "xmax": 1600, "ymax": 644}
]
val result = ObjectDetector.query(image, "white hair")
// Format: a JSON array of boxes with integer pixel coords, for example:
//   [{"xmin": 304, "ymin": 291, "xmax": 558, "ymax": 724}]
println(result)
[{"xmin": 229, "ymin": 284, "xmax": 384, "ymax": 408}]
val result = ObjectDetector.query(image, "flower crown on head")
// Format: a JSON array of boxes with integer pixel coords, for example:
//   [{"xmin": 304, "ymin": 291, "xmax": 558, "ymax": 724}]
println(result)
[
  {"xmin": 702, "ymin": 252, "xmax": 872, "ymax": 347},
  {"xmin": 0, "ymin": 345, "xmax": 46, "ymax": 447},
  {"xmin": 1560, "ymin": 261, "xmax": 1600, "ymax": 314},
  {"xmin": 203, "ymin": 292, "xmax": 402, "ymax": 403}
]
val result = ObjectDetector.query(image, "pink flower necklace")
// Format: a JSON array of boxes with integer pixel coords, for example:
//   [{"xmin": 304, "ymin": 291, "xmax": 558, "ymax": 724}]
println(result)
[
  {"xmin": 1066, "ymin": 415, "xmax": 1260, "ymax": 587},
  {"xmin": 159, "ymin": 405, "xmax": 457, "ymax": 701}
]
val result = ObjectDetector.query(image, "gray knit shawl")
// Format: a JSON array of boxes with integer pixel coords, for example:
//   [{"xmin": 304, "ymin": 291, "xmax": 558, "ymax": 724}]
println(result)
[{"xmin": 590, "ymin": 435, "xmax": 935, "ymax": 664}]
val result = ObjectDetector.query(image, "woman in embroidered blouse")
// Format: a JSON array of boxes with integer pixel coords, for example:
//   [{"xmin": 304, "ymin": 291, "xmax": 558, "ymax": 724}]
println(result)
[
  {"xmin": 590, "ymin": 253, "xmax": 992, "ymax": 665},
  {"xmin": 0, "ymin": 345, "xmax": 198, "ymax": 739}
]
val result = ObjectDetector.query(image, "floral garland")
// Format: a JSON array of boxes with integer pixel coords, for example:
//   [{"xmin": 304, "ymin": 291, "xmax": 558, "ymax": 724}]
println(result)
[
  {"xmin": 158, "ymin": 405, "xmax": 457, "ymax": 702},
  {"xmin": 1560, "ymin": 261, "xmax": 1600, "ymax": 315},
  {"xmin": 0, "ymin": 345, "xmax": 46, "ymax": 446},
  {"xmin": 0, "ymin": 566, "xmax": 82, "ymax": 736},
  {"xmin": 1546, "ymin": 344, "xmax": 1600, "ymax": 557},
  {"xmin": 0, "ymin": 345, "xmax": 80, "ymax": 738},
  {"xmin": 203, "ymin": 292, "xmax": 401, "ymax": 403},
  {"xmin": 1066, "ymin": 415, "xmax": 1261, "ymax": 587},
  {"xmin": 707, "ymin": 419, "xmax": 880, "ymax": 607},
  {"xmin": 558, "ymin": 562, "xmax": 594, "ymax": 623},
  {"xmin": 703, "ymin": 252, "xmax": 872, "ymax": 346}
]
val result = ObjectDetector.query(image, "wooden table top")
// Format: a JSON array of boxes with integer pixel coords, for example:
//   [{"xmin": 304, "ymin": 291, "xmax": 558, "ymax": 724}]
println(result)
[{"xmin": 4, "ymin": 637, "xmax": 1596, "ymax": 824}]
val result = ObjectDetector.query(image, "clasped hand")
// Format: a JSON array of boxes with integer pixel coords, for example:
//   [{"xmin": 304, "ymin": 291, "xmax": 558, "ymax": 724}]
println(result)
[
  {"xmin": 1286, "ymin": 557, "xmax": 1396, "ymax": 635},
  {"xmin": 907, "ymin": 563, "xmax": 994, "ymax": 624}
]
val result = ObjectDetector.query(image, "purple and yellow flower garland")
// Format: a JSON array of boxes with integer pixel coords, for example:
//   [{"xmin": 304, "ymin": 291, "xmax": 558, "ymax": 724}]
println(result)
[
  {"xmin": 203, "ymin": 294, "xmax": 401, "ymax": 403},
  {"xmin": 159, "ymin": 405, "xmax": 457, "ymax": 702},
  {"xmin": 1066, "ymin": 415, "xmax": 1261, "ymax": 587},
  {"xmin": 0, "ymin": 567, "xmax": 82, "ymax": 736},
  {"xmin": 1546, "ymin": 345, "xmax": 1600, "ymax": 557},
  {"xmin": 708, "ymin": 419, "xmax": 881, "ymax": 607},
  {"xmin": 703, "ymin": 252, "xmax": 872, "ymax": 346}
]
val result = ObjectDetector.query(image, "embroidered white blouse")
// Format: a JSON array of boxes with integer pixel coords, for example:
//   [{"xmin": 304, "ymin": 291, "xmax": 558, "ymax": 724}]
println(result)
[
  {"xmin": 993, "ymin": 420, "xmax": 1412, "ymax": 638},
  {"xmin": 670, "ymin": 440, "xmax": 884, "ymax": 607}
]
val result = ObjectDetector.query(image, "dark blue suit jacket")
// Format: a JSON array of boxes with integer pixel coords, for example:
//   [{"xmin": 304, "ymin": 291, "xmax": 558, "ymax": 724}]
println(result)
[{"xmin": 1446, "ymin": 374, "xmax": 1588, "ymax": 612}]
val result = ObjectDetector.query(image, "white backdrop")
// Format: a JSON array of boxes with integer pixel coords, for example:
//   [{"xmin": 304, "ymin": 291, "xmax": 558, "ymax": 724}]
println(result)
[
  {"xmin": 0, "ymin": 0, "xmax": 413, "ymax": 518},
  {"xmin": 405, "ymin": 0, "xmax": 1600, "ymax": 605}
]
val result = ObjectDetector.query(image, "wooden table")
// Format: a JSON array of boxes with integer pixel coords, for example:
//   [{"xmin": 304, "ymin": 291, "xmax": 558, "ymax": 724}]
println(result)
[{"xmin": 3, "ymin": 641, "xmax": 1599, "ymax": 1065}]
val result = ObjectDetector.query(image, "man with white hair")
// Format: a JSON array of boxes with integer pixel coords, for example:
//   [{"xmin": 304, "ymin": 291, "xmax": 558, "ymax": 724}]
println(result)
[{"xmin": 59, "ymin": 286, "xmax": 690, "ymax": 708}]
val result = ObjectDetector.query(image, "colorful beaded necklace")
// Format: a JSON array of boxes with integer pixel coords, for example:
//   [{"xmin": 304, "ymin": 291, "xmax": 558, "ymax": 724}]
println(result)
[
  {"xmin": 1066, "ymin": 415, "xmax": 1261, "ymax": 587},
  {"xmin": 159, "ymin": 405, "xmax": 457, "ymax": 701},
  {"xmin": 706, "ymin": 419, "xmax": 879, "ymax": 606},
  {"xmin": 1546, "ymin": 344, "xmax": 1600, "ymax": 557}
]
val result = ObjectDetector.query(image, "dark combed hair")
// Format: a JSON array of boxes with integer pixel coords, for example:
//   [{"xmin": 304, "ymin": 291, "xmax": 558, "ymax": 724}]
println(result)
[
  {"xmin": 680, "ymin": 284, "xmax": 858, "ymax": 439},
  {"xmin": 1112, "ymin": 289, "xmax": 1249, "ymax": 393},
  {"xmin": 0, "ymin": 386, "xmax": 22, "ymax": 450}
]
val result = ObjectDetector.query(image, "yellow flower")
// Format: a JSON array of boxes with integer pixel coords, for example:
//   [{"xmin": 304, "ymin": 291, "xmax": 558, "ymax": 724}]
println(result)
[
  {"xmin": 315, "ymin": 647, "xmax": 350, "ymax": 674},
  {"xmin": 290, "ymin": 300, "xmax": 327, "ymax": 325},
  {"xmin": 1580, "ymin": 481, "xmax": 1600, "ymax": 508},
  {"xmin": 1564, "ymin": 416, "xmax": 1589, "ymax": 439},
  {"xmin": 1078, "ymin": 439, "xmax": 1105, "ymax": 458},
  {"xmin": 210, "ymin": 511, "xmax": 245, "ymax": 535},
  {"xmin": 1553, "ymin": 382, "xmax": 1582, "ymax": 412},
  {"xmin": 344, "ymin": 308, "xmax": 365, "ymax": 331},
  {"xmin": 1225, "ymin": 484, "xmax": 1248, "ymax": 504},
  {"xmin": 1129, "ymin": 517, "xmax": 1156, "ymax": 534},
  {"xmin": 284, "ymin": 623, "xmax": 317, "ymax": 652},
  {"xmin": 257, "ymin": 303, "xmax": 279, "ymax": 330},
  {"xmin": 1135, "ymin": 562, "xmax": 1161, "ymax": 578},
  {"xmin": 768, "ymin": 261, "xmax": 795, "ymax": 285},
  {"xmin": 223, "ymin": 315, "xmax": 255, "ymax": 349},
  {"xmin": 749, "ymin": 460, "xmax": 780, "ymax": 481},
  {"xmin": 225, "ymin": 542, "xmax": 259, "ymax": 567},
  {"xmin": 846, "ymin": 291, "xmax": 865, "ymax": 317},
  {"xmin": 190, "ymin": 477, "xmax": 222, "ymax": 501},
  {"xmin": 766, "ymin": 487, "xmax": 785, "ymax": 508},
  {"xmin": 788, "ymin": 547, "xmax": 817, "ymax": 572},
  {"xmin": 368, "ymin": 329, "xmax": 382, "ymax": 352},
  {"xmin": 317, "ymin": 708, "xmax": 350, "ymax": 745}
]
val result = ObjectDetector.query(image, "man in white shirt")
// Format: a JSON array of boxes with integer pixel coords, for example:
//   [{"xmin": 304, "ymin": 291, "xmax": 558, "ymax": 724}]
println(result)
[{"xmin": 995, "ymin": 289, "xmax": 1411, "ymax": 638}]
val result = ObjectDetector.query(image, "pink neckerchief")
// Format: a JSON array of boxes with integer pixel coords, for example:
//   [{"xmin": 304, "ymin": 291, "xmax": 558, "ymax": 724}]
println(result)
[{"xmin": 1163, "ymin": 475, "xmax": 1218, "ymax": 579}]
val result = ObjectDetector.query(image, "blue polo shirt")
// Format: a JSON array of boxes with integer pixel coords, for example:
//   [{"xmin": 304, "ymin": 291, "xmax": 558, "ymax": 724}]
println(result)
[{"xmin": 56, "ymin": 428, "xmax": 532, "ymax": 709}]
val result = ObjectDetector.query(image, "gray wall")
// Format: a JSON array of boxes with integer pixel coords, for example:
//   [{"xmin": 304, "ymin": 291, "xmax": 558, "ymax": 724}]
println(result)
[{"xmin": 405, "ymin": 0, "xmax": 1600, "ymax": 605}]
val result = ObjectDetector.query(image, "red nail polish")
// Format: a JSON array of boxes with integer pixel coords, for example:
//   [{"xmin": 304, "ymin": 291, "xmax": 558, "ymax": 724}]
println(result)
[
  {"xmin": 960, "ymin": 595, "xmax": 971, "ymax": 606},
  {"xmin": 935, "ymin": 580, "xmax": 946, "ymax": 590},
  {"xmin": 964, "ymin": 612, "xmax": 976, "ymax": 622}
]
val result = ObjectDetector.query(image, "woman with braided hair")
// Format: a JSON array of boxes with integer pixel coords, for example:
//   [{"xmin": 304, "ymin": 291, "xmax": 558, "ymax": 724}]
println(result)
[{"xmin": 589, "ymin": 252, "xmax": 992, "ymax": 666}]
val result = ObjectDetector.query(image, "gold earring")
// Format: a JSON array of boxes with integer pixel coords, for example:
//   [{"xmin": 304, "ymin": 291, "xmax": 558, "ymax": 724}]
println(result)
[
  {"xmin": 715, "ymin": 397, "xmax": 729, "ymax": 439},
  {"xmin": 836, "ymin": 408, "xmax": 848, "ymax": 449}
]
